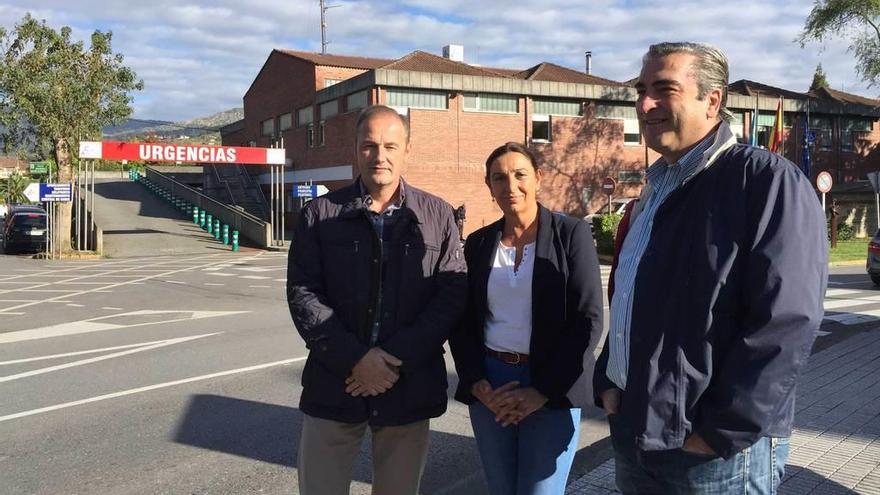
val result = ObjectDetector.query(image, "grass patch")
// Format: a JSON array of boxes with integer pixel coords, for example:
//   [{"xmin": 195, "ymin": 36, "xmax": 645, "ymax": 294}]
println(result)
[{"xmin": 829, "ymin": 239, "xmax": 868, "ymax": 264}]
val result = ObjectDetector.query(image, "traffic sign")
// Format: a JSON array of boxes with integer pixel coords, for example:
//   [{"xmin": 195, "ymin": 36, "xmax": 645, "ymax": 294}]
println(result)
[
  {"xmin": 40, "ymin": 183, "xmax": 72, "ymax": 202},
  {"xmin": 816, "ymin": 171, "xmax": 833, "ymax": 194},
  {"xmin": 601, "ymin": 177, "xmax": 617, "ymax": 194},
  {"xmin": 291, "ymin": 184, "xmax": 329, "ymax": 198},
  {"xmin": 29, "ymin": 161, "xmax": 50, "ymax": 175},
  {"xmin": 23, "ymin": 182, "xmax": 40, "ymax": 202}
]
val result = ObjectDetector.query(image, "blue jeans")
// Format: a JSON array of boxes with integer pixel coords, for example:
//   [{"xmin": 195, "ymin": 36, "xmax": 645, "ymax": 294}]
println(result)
[
  {"xmin": 469, "ymin": 356, "xmax": 580, "ymax": 495},
  {"xmin": 609, "ymin": 413, "xmax": 789, "ymax": 494}
]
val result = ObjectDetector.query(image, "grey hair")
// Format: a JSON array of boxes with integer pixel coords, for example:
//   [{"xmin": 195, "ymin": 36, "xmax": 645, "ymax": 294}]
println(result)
[
  {"xmin": 355, "ymin": 105, "xmax": 410, "ymax": 143},
  {"xmin": 644, "ymin": 42, "xmax": 733, "ymax": 122}
]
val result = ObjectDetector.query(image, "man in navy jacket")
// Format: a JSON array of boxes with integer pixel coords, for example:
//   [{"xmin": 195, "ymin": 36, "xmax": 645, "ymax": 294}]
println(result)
[{"xmin": 593, "ymin": 42, "xmax": 828, "ymax": 494}]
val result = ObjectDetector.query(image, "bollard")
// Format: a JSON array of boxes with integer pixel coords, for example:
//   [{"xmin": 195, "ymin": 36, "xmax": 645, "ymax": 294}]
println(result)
[
  {"xmin": 232, "ymin": 230, "xmax": 239, "ymax": 251},
  {"xmin": 222, "ymin": 224, "xmax": 229, "ymax": 245},
  {"xmin": 206, "ymin": 214, "xmax": 213, "ymax": 234},
  {"xmin": 213, "ymin": 219, "xmax": 220, "ymax": 240},
  {"xmin": 193, "ymin": 207, "xmax": 200, "ymax": 224},
  {"xmin": 199, "ymin": 211, "xmax": 206, "ymax": 228}
]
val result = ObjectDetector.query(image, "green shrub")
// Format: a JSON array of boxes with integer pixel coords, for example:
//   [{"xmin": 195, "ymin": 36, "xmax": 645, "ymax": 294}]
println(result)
[
  {"xmin": 593, "ymin": 213, "xmax": 623, "ymax": 255},
  {"xmin": 828, "ymin": 220, "xmax": 854, "ymax": 241}
]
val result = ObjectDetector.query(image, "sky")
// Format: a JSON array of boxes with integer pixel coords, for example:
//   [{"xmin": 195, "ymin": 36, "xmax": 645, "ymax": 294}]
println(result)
[{"xmin": 0, "ymin": 0, "xmax": 873, "ymax": 122}]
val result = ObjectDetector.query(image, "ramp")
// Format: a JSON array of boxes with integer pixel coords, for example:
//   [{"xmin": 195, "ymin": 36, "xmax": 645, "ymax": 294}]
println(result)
[{"xmin": 92, "ymin": 179, "xmax": 224, "ymax": 257}]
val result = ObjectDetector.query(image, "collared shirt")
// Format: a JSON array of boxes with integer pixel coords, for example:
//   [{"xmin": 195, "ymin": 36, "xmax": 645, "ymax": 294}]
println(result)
[
  {"xmin": 359, "ymin": 179, "xmax": 405, "ymax": 345},
  {"xmin": 606, "ymin": 129, "xmax": 720, "ymax": 389}
]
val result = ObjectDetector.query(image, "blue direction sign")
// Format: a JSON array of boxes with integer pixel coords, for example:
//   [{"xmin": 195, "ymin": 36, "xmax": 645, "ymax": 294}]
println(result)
[
  {"xmin": 291, "ymin": 184, "xmax": 329, "ymax": 198},
  {"xmin": 40, "ymin": 183, "xmax": 72, "ymax": 202}
]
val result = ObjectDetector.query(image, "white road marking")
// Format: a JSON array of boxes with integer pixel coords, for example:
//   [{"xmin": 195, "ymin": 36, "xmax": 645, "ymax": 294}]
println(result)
[
  {"xmin": 275, "ymin": 278, "xmax": 286, "ymax": 282},
  {"xmin": 0, "ymin": 258, "xmax": 139, "ymax": 282},
  {"xmin": 248, "ymin": 285, "xmax": 271, "ymax": 288},
  {"xmin": 19, "ymin": 289, "xmax": 79, "ymax": 293},
  {"xmin": 0, "ymin": 356, "xmax": 306, "ymax": 423},
  {"xmin": 825, "ymin": 288, "xmax": 864, "ymax": 297},
  {"xmin": 824, "ymin": 297, "xmax": 880, "ymax": 310},
  {"xmin": 0, "ymin": 334, "xmax": 219, "ymax": 381},
  {"xmin": 0, "ymin": 310, "xmax": 249, "ymax": 344},
  {"xmin": 203, "ymin": 283, "xmax": 225, "ymax": 286},
  {"xmin": 0, "ymin": 312, "xmax": 24, "ymax": 315},
  {"xmin": 66, "ymin": 304, "xmax": 85, "ymax": 308},
  {"xmin": 827, "ymin": 281, "xmax": 871, "ymax": 287},
  {"xmin": 164, "ymin": 280, "xmax": 186, "ymax": 285},
  {"xmin": 240, "ymin": 275, "xmax": 271, "ymax": 280},
  {"xmin": 207, "ymin": 272, "xmax": 236, "ymax": 277},
  {"xmin": 234, "ymin": 266, "xmax": 285, "ymax": 272},
  {"xmin": 0, "ymin": 299, "xmax": 32, "ymax": 303},
  {"xmin": 102, "ymin": 307, "xmax": 123, "ymax": 310}
]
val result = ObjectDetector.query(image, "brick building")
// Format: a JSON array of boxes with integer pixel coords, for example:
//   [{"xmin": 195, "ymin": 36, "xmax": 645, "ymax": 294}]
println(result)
[{"xmin": 222, "ymin": 46, "xmax": 880, "ymax": 236}]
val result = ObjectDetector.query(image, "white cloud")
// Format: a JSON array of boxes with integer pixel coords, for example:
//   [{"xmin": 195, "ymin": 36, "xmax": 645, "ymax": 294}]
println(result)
[{"xmin": 0, "ymin": 0, "xmax": 876, "ymax": 121}]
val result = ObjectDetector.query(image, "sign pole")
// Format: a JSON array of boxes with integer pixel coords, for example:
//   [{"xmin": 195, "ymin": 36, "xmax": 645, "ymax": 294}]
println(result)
[
  {"xmin": 281, "ymin": 138, "xmax": 286, "ymax": 246},
  {"xmin": 270, "ymin": 149, "xmax": 276, "ymax": 246},
  {"xmin": 90, "ymin": 159, "xmax": 96, "ymax": 251},
  {"xmin": 876, "ymin": 192, "xmax": 879, "ymax": 231}
]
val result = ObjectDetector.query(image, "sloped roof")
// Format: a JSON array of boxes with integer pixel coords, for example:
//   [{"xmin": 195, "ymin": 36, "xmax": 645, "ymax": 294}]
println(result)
[
  {"xmin": 728, "ymin": 79, "xmax": 808, "ymax": 100},
  {"xmin": 514, "ymin": 62, "xmax": 625, "ymax": 86},
  {"xmin": 380, "ymin": 50, "xmax": 508, "ymax": 77},
  {"xmin": 810, "ymin": 86, "xmax": 880, "ymax": 107},
  {"xmin": 277, "ymin": 49, "xmax": 391, "ymax": 69}
]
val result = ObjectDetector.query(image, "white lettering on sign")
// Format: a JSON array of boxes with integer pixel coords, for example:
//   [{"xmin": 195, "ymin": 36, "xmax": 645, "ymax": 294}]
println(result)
[{"xmin": 138, "ymin": 144, "xmax": 237, "ymax": 163}]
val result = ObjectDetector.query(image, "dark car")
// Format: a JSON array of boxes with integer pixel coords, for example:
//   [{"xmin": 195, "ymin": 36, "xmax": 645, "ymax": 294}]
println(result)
[
  {"xmin": 3, "ymin": 205, "xmax": 47, "ymax": 254},
  {"xmin": 868, "ymin": 229, "xmax": 880, "ymax": 286}
]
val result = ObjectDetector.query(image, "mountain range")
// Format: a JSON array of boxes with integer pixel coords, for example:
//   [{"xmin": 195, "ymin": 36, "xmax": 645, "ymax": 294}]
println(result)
[{"xmin": 102, "ymin": 108, "xmax": 244, "ymax": 140}]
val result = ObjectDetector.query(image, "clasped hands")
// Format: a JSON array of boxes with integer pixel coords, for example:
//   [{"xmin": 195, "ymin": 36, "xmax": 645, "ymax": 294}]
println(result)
[
  {"xmin": 345, "ymin": 347, "xmax": 402, "ymax": 397},
  {"xmin": 471, "ymin": 379, "xmax": 547, "ymax": 427}
]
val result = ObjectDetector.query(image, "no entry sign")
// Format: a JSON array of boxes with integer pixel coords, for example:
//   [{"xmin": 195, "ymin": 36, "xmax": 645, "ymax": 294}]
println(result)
[{"xmin": 78, "ymin": 141, "xmax": 286, "ymax": 165}]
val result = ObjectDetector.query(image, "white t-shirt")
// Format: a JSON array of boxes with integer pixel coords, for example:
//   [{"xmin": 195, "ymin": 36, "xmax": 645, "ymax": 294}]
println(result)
[{"xmin": 484, "ymin": 240, "xmax": 535, "ymax": 355}]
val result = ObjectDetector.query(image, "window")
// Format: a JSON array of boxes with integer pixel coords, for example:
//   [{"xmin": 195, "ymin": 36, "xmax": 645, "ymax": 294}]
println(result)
[
  {"xmin": 298, "ymin": 106, "xmax": 313, "ymax": 127},
  {"xmin": 320, "ymin": 100, "xmax": 338, "ymax": 120},
  {"xmin": 261, "ymin": 118, "xmax": 274, "ymax": 137},
  {"xmin": 279, "ymin": 113, "xmax": 292, "ymax": 132},
  {"xmin": 810, "ymin": 116, "xmax": 833, "ymax": 151},
  {"xmin": 347, "ymin": 90, "xmax": 368, "ymax": 112},
  {"xmin": 841, "ymin": 117, "xmax": 872, "ymax": 152},
  {"xmin": 618, "ymin": 171, "xmax": 643, "ymax": 184},
  {"xmin": 317, "ymin": 121, "xmax": 326, "ymax": 147},
  {"xmin": 728, "ymin": 111, "xmax": 745, "ymax": 142},
  {"xmin": 306, "ymin": 123, "xmax": 315, "ymax": 147},
  {"xmin": 595, "ymin": 103, "xmax": 639, "ymax": 145},
  {"xmin": 386, "ymin": 88, "xmax": 447, "ymax": 109},
  {"xmin": 533, "ymin": 99, "xmax": 581, "ymax": 117},
  {"xmin": 532, "ymin": 114, "xmax": 551, "ymax": 142},
  {"xmin": 324, "ymin": 79, "xmax": 341, "ymax": 88},
  {"xmin": 463, "ymin": 93, "xmax": 518, "ymax": 113}
]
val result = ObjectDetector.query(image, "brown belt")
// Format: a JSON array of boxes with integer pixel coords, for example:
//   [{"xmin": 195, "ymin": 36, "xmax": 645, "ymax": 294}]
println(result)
[{"xmin": 486, "ymin": 347, "xmax": 529, "ymax": 365}]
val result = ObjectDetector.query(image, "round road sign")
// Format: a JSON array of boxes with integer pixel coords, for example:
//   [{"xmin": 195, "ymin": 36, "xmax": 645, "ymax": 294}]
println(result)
[
  {"xmin": 601, "ymin": 177, "xmax": 617, "ymax": 194},
  {"xmin": 816, "ymin": 171, "xmax": 833, "ymax": 193}
]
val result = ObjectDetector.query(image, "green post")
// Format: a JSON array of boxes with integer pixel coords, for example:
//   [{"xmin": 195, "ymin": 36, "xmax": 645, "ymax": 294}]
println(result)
[
  {"xmin": 213, "ymin": 219, "xmax": 220, "ymax": 239},
  {"xmin": 206, "ymin": 214, "xmax": 213, "ymax": 234},
  {"xmin": 193, "ymin": 207, "xmax": 200, "ymax": 224},
  {"xmin": 199, "ymin": 210, "xmax": 206, "ymax": 228},
  {"xmin": 232, "ymin": 230, "xmax": 239, "ymax": 251},
  {"xmin": 222, "ymin": 225, "xmax": 229, "ymax": 245}
]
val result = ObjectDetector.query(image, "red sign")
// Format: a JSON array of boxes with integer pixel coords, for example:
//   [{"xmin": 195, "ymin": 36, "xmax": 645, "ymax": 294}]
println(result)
[
  {"xmin": 601, "ymin": 177, "xmax": 617, "ymax": 194},
  {"xmin": 816, "ymin": 171, "xmax": 833, "ymax": 193},
  {"xmin": 78, "ymin": 141, "xmax": 286, "ymax": 165}
]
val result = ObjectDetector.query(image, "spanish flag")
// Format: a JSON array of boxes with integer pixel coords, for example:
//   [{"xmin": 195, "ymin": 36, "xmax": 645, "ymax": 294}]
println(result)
[{"xmin": 768, "ymin": 98, "xmax": 784, "ymax": 153}]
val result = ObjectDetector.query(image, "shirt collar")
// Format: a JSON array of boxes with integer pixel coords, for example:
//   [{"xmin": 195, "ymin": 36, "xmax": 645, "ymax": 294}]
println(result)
[
  {"xmin": 645, "ymin": 122, "xmax": 723, "ymax": 186},
  {"xmin": 358, "ymin": 178, "xmax": 406, "ymax": 214}
]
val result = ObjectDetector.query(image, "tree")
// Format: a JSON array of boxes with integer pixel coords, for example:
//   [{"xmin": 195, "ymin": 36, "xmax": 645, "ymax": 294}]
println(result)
[
  {"xmin": 811, "ymin": 63, "xmax": 831, "ymax": 90},
  {"xmin": 799, "ymin": 0, "xmax": 880, "ymax": 87},
  {"xmin": 0, "ymin": 14, "xmax": 142, "ymax": 252},
  {"xmin": 1, "ymin": 171, "xmax": 30, "ymax": 204}
]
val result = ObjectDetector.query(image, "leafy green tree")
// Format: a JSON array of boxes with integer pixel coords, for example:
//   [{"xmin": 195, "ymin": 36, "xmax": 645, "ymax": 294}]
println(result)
[
  {"xmin": 799, "ymin": 0, "xmax": 880, "ymax": 87},
  {"xmin": 811, "ymin": 63, "xmax": 831, "ymax": 90},
  {"xmin": 0, "ymin": 13, "xmax": 142, "ymax": 252}
]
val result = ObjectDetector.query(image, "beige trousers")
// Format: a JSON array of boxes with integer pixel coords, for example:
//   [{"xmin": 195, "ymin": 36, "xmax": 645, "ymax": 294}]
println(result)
[{"xmin": 298, "ymin": 414, "xmax": 430, "ymax": 495}]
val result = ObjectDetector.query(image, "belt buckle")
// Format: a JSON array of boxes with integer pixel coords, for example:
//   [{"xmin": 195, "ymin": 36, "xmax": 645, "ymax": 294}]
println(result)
[{"xmin": 506, "ymin": 352, "xmax": 521, "ymax": 365}]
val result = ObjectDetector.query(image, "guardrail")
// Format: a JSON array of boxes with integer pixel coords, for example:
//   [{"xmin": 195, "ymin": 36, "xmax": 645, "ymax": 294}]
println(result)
[{"xmin": 145, "ymin": 167, "xmax": 272, "ymax": 248}]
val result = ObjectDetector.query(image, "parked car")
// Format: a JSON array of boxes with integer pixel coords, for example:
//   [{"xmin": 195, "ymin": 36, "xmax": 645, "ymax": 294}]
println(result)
[
  {"xmin": 3, "ymin": 204, "xmax": 47, "ymax": 254},
  {"xmin": 584, "ymin": 197, "xmax": 636, "ymax": 233},
  {"xmin": 868, "ymin": 229, "xmax": 880, "ymax": 286}
]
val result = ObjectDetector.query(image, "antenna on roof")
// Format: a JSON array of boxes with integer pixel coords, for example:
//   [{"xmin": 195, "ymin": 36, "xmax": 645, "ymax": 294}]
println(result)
[{"xmin": 319, "ymin": 0, "xmax": 341, "ymax": 54}]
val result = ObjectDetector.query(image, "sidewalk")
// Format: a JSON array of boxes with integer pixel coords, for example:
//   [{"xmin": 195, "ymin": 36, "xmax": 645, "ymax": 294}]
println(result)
[{"xmin": 566, "ymin": 329, "xmax": 880, "ymax": 494}]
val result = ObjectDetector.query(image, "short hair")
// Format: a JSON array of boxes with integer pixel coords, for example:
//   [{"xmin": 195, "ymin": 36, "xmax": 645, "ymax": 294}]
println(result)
[
  {"xmin": 484, "ymin": 142, "xmax": 539, "ymax": 181},
  {"xmin": 644, "ymin": 42, "xmax": 733, "ymax": 122},
  {"xmin": 355, "ymin": 105, "xmax": 410, "ymax": 143}
]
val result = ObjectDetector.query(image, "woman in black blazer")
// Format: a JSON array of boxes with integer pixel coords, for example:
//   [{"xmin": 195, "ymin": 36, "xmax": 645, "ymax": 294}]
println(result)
[{"xmin": 450, "ymin": 142, "xmax": 604, "ymax": 494}]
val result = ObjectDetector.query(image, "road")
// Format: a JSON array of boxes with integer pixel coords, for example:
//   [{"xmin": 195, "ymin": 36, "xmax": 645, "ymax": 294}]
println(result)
[{"xmin": 0, "ymin": 249, "xmax": 874, "ymax": 494}]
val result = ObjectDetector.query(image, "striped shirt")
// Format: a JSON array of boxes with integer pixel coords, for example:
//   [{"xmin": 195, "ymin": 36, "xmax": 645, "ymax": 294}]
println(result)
[{"xmin": 606, "ymin": 130, "xmax": 719, "ymax": 389}]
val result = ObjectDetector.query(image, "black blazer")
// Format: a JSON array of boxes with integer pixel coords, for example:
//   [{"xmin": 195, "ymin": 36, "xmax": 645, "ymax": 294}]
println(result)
[{"xmin": 450, "ymin": 205, "xmax": 604, "ymax": 408}]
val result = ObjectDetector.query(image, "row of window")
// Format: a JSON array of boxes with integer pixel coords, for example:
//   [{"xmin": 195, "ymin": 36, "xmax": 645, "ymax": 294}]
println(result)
[{"xmin": 260, "ymin": 89, "xmax": 371, "ymax": 137}]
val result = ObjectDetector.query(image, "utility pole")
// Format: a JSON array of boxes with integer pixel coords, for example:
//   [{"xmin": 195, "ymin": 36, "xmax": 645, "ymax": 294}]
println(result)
[{"xmin": 319, "ymin": 0, "xmax": 340, "ymax": 54}]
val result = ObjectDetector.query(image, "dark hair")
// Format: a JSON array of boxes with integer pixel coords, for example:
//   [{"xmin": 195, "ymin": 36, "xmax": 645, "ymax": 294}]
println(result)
[
  {"xmin": 355, "ymin": 105, "xmax": 410, "ymax": 143},
  {"xmin": 484, "ymin": 142, "xmax": 539, "ymax": 180}
]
